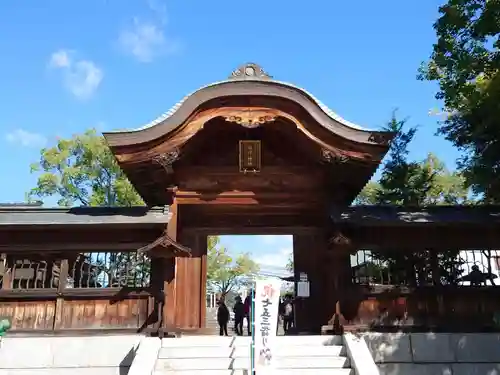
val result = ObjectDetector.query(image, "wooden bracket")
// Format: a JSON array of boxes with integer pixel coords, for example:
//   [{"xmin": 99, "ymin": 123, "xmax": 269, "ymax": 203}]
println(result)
[
  {"xmin": 321, "ymin": 148, "xmax": 350, "ymax": 164},
  {"xmin": 137, "ymin": 230, "xmax": 192, "ymax": 259},
  {"xmin": 329, "ymin": 231, "xmax": 352, "ymax": 248},
  {"xmin": 152, "ymin": 149, "xmax": 180, "ymax": 174}
]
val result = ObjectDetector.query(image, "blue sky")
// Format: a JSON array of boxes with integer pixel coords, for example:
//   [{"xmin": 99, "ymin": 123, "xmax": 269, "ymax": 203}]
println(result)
[{"xmin": 0, "ymin": 0, "xmax": 455, "ymax": 274}]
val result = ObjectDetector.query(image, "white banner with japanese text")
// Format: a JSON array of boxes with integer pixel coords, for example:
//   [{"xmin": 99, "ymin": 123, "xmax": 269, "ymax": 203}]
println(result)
[{"xmin": 253, "ymin": 278, "xmax": 281, "ymax": 372}]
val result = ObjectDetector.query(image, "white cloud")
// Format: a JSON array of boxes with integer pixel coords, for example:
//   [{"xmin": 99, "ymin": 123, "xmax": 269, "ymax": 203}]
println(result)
[
  {"xmin": 255, "ymin": 247, "xmax": 292, "ymax": 269},
  {"xmin": 118, "ymin": 0, "xmax": 180, "ymax": 62},
  {"xmin": 49, "ymin": 49, "xmax": 103, "ymax": 99},
  {"xmin": 5, "ymin": 129, "xmax": 47, "ymax": 148},
  {"xmin": 49, "ymin": 50, "xmax": 71, "ymax": 68},
  {"xmin": 260, "ymin": 235, "xmax": 285, "ymax": 245}
]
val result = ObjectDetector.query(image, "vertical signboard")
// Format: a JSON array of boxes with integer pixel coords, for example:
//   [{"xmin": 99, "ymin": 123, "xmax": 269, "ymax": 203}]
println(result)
[
  {"xmin": 297, "ymin": 272, "xmax": 310, "ymax": 297},
  {"xmin": 239, "ymin": 140, "xmax": 262, "ymax": 173},
  {"xmin": 252, "ymin": 278, "xmax": 281, "ymax": 373}
]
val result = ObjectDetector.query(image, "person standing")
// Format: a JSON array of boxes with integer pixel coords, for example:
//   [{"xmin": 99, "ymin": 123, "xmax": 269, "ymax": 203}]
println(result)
[
  {"xmin": 277, "ymin": 297, "xmax": 283, "ymax": 334},
  {"xmin": 282, "ymin": 296, "xmax": 294, "ymax": 334},
  {"xmin": 244, "ymin": 294, "xmax": 252, "ymax": 336},
  {"xmin": 217, "ymin": 298, "xmax": 230, "ymax": 336},
  {"xmin": 233, "ymin": 296, "xmax": 245, "ymax": 336}
]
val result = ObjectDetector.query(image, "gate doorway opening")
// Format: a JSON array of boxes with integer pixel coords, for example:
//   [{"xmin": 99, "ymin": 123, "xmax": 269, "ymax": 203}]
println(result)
[{"xmin": 205, "ymin": 234, "xmax": 293, "ymax": 336}]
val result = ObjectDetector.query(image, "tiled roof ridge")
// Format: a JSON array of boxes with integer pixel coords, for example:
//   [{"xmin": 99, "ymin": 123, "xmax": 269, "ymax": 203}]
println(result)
[{"xmin": 112, "ymin": 77, "xmax": 374, "ymax": 133}]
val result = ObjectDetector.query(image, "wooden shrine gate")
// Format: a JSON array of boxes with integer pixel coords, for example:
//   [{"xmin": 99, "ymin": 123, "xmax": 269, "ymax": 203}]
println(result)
[
  {"xmin": 3, "ymin": 64, "xmax": 500, "ymax": 336},
  {"xmin": 103, "ymin": 63, "xmax": 395, "ymax": 334}
]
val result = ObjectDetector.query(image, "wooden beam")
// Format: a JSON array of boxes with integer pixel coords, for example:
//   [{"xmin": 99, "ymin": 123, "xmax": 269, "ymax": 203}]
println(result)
[
  {"xmin": 173, "ymin": 191, "xmax": 325, "ymax": 206},
  {"xmin": 342, "ymin": 225, "xmax": 500, "ymax": 250},
  {"xmin": 183, "ymin": 226, "xmax": 324, "ymax": 235},
  {"xmin": 0, "ymin": 288, "xmax": 153, "ymax": 299},
  {"xmin": 0, "ymin": 242, "xmax": 152, "ymax": 253},
  {"xmin": 0, "ymin": 227, "xmax": 163, "ymax": 246}
]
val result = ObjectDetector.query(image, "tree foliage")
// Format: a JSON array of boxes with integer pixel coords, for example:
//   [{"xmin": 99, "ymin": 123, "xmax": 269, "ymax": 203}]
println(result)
[
  {"xmin": 419, "ymin": 0, "xmax": 500, "ymax": 201},
  {"xmin": 28, "ymin": 129, "xmax": 143, "ymax": 206},
  {"xmin": 27, "ymin": 130, "xmax": 146, "ymax": 287},
  {"xmin": 375, "ymin": 116, "xmax": 430, "ymax": 206},
  {"xmin": 354, "ymin": 181, "xmax": 381, "ymax": 205},
  {"xmin": 356, "ymin": 114, "xmax": 471, "ymax": 207},
  {"xmin": 285, "ymin": 254, "xmax": 294, "ymax": 274},
  {"xmin": 376, "ymin": 115, "xmax": 470, "ymax": 206},
  {"xmin": 355, "ymin": 114, "xmax": 473, "ymax": 285},
  {"xmin": 206, "ymin": 235, "xmax": 259, "ymax": 296}
]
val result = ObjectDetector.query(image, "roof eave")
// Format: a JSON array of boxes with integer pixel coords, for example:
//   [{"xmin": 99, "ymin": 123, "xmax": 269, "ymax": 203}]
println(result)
[
  {"xmin": 0, "ymin": 206, "xmax": 172, "ymax": 227},
  {"xmin": 103, "ymin": 80, "xmax": 394, "ymax": 149}
]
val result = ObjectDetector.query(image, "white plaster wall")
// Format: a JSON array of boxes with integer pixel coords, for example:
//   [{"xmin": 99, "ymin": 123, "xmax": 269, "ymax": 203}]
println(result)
[
  {"xmin": 364, "ymin": 332, "xmax": 500, "ymax": 375},
  {"xmin": 0, "ymin": 334, "xmax": 144, "ymax": 375}
]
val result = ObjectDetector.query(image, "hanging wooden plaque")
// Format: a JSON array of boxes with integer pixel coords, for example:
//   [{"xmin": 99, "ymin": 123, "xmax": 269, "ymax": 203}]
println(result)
[{"xmin": 239, "ymin": 140, "xmax": 261, "ymax": 173}]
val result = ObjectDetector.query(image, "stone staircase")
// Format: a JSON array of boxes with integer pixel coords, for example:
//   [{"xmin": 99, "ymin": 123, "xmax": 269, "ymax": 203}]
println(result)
[{"xmin": 153, "ymin": 335, "xmax": 353, "ymax": 374}]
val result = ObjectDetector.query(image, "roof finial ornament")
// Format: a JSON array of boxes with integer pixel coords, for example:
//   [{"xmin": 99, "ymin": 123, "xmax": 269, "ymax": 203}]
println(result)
[{"xmin": 229, "ymin": 63, "xmax": 272, "ymax": 80}]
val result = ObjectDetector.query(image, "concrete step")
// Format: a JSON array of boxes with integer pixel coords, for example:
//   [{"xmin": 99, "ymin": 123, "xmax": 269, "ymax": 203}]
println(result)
[
  {"xmin": 161, "ymin": 335, "xmax": 342, "ymax": 347},
  {"xmin": 153, "ymin": 369, "xmax": 354, "ymax": 375},
  {"xmin": 155, "ymin": 356, "xmax": 350, "ymax": 371},
  {"xmin": 159, "ymin": 344, "xmax": 346, "ymax": 358}
]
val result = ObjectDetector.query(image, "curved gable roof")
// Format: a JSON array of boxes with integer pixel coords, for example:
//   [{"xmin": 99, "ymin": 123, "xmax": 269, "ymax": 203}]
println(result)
[
  {"xmin": 134, "ymin": 68, "xmax": 369, "ymax": 132},
  {"xmin": 103, "ymin": 63, "xmax": 393, "ymax": 148}
]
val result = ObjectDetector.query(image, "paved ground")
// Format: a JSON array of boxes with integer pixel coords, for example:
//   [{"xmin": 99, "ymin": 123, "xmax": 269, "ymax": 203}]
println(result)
[{"xmin": 206, "ymin": 307, "xmax": 286, "ymax": 336}]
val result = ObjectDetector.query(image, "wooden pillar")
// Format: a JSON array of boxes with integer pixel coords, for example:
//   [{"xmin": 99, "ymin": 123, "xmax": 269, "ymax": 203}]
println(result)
[
  {"xmin": 293, "ymin": 232, "xmax": 325, "ymax": 333},
  {"xmin": 293, "ymin": 231, "xmax": 353, "ymax": 334},
  {"xmin": 1, "ymin": 254, "xmax": 11, "ymax": 290},
  {"xmin": 53, "ymin": 259, "xmax": 68, "ymax": 330},
  {"xmin": 148, "ymin": 255, "xmax": 165, "ymax": 332},
  {"xmin": 163, "ymin": 202, "xmax": 178, "ymax": 329},
  {"xmin": 174, "ymin": 231, "xmax": 207, "ymax": 329},
  {"xmin": 161, "ymin": 200, "xmax": 208, "ymax": 331},
  {"xmin": 200, "ymin": 235, "xmax": 208, "ymax": 329},
  {"xmin": 326, "ymin": 249, "xmax": 353, "ymax": 334}
]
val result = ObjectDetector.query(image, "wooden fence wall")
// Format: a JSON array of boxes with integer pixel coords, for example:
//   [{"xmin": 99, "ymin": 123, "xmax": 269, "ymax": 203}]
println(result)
[
  {"xmin": 335, "ymin": 249, "xmax": 500, "ymax": 332},
  {"xmin": 0, "ymin": 250, "xmax": 159, "ymax": 334},
  {"xmin": 4, "ymin": 247, "xmax": 500, "ymax": 334}
]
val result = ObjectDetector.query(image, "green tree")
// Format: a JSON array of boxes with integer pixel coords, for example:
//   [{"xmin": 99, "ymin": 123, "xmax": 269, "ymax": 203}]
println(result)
[
  {"xmin": 355, "ymin": 115, "xmax": 471, "ymax": 207},
  {"xmin": 375, "ymin": 115, "xmax": 435, "ymax": 206},
  {"xmin": 352, "ymin": 260, "xmax": 390, "ymax": 284},
  {"xmin": 358, "ymin": 114, "xmax": 471, "ymax": 285},
  {"xmin": 206, "ymin": 235, "xmax": 260, "ymax": 296},
  {"xmin": 354, "ymin": 181, "xmax": 381, "ymax": 205},
  {"xmin": 418, "ymin": 0, "xmax": 500, "ymax": 201},
  {"xmin": 28, "ymin": 128, "xmax": 143, "ymax": 206},
  {"xmin": 28, "ymin": 130, "xmax": 145, "ymax": 288},
  {"xmin": 420, "ymin": 153, "xmax": 470, "ymax": 205},
  {"xmin": 285, "ymin": 254, "xmax": 294, "ymax": 274}
]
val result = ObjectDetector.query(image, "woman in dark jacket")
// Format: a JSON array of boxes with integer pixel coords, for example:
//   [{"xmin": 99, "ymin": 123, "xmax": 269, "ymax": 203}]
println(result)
[
  {"xmin": 217, "ymin": 298, "xmax": 230, "ymax": 336},
  {"xmin": 233, "ymin": 296, "xmax": 245, "ymax": 336}
]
